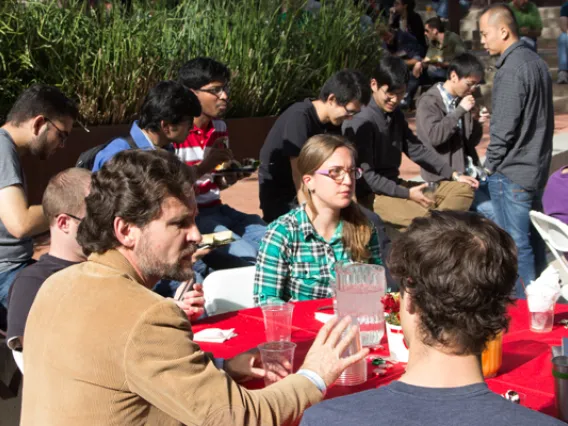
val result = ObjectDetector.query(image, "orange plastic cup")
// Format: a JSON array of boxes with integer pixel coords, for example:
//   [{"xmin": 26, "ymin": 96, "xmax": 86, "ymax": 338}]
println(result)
[{"xmin": 481, "ymin": 332, "xmax": 503, "ymax": 378}]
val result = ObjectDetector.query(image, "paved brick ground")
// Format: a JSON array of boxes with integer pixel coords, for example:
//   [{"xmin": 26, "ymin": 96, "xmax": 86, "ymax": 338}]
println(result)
[{"xmin": 223, "ymin": 113, "xmax": 568, "ymax": 217}]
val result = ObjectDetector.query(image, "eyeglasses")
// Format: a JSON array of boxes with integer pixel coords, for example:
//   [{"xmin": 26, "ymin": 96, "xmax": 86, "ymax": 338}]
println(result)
[
  {"xmin": 342, "ymin": 105, "xmax": 359, "ymax": 117},
  {"xmin": 315, "ymin": 166, "xmax": 363, "ymax": 183},
  {"xmin": 62, "ymin": 213, "xmax": 83, "ymax": 222},
  {"xmin": 464, "ymin": 80, "xmax": 481, "ymax": 89},
  {"xmin": 196, "ymin": 85, "xmax": 230, "ymax": 98},
  {"xmin": 45, "ymin": 118, "xmax": 69, "ymax": 147},
  {"xmin": 381, "ymin": 87, "xmax": 406, "ymax": 101}
]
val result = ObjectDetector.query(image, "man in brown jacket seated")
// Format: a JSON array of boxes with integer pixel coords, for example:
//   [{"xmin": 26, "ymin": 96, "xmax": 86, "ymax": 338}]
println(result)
[
  {"xmin": 416, "ymin": 53, "xmax": 494, "ymax": 221},
  {"xmin": 20, "ymin": 150, "xmax": 368, "ymax": 426}
]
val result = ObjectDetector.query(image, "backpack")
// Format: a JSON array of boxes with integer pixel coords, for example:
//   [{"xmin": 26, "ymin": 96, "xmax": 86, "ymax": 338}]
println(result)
[{"xmin": 76, "ymin": 135, "xmax": 137, "ymax": 170}]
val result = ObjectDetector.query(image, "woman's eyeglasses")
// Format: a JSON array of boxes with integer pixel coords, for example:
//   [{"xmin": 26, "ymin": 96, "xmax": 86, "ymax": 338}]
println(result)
[{"xmin": 315, "ymin": 166, "xmax": 363, "ymax": 183}]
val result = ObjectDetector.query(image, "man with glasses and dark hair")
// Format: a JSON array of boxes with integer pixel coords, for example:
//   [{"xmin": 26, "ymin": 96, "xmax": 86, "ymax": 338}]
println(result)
[
  {"xmin": 259, "ymin": 69, "xmax": 371, "ymax": 223},
  {"xmin": 6, "ymin": 168, "xmax": 91, "ymax": 352},
  {"xmin": 416, "ymin": 53, "xmax": 493, "ymax": 221},
  {"xmin": 174, "ymin": 57, "xmax": 268, "ymax": 274},
  {"xmin": 342, "ymin": 56, "xmax": 477, "ymax": 234},
  {"xmin": 0, "ymin": 84, "xmax": 78, "ymax": 311},
  {"xmin": 92, "ymin": 80, "xmax": 202, "ymax": 172}
]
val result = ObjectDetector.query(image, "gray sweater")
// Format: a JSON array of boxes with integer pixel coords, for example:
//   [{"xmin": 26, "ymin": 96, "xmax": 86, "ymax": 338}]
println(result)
[
  {"xmin": 342, "ymin": 98, "xmax": 453, "ymax": 199},
  {"xmin": 486, "ymin": 41, "xmax": 553, "ymax": 191},
  {"xmin": 416, "ymin": 84, "xmax": 483, "ymax": 182}
]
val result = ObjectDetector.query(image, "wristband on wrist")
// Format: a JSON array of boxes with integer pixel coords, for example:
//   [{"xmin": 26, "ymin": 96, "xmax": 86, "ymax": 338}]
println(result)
[{"xmin": 296, "ymin": 369, "xmax": 327, "ymax": 396}]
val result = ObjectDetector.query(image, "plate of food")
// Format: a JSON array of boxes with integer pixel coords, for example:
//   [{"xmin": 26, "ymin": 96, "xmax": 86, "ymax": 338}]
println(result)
[
  {"xmin": 199, "ymin": 230, "xmax": 235, "ymax": 249},
  {"xmin": 211, "ymin": 158, "xmax": 260, "ymax": 175}
]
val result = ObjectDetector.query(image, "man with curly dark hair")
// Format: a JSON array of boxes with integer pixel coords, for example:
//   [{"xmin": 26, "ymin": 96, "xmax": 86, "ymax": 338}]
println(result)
[{"xmin": 301, "ymin": 211, "xmax": 564, "ymax": 426}]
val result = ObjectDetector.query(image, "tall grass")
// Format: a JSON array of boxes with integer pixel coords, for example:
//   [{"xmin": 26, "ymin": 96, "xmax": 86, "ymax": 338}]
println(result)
[{"xmin": 0, "ymin": 0, "xmax": 382, "ymax": 124}]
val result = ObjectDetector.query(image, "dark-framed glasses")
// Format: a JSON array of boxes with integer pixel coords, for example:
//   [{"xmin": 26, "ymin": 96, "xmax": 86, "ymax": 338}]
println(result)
[
  {"xmin": 62, "ymin": 213, "xmax": 83, "ymax": 222},
  {"xmin": 196, "ymin": 85, "xmax": 230, "ymax": 98},
  {"xmin": 45, "ymin": 117, "xmax": 69, "ymax": 147},
  {"xmin": 315, "ymin": 166, "xmax": 363, "ymax": 183},
  {"xmin": 380, "ymin": 87, "xmax": 406, "ymax": 101},
  {"xmin": 342, "ymin": 105, "xmax": 359, "ymax": 117}
]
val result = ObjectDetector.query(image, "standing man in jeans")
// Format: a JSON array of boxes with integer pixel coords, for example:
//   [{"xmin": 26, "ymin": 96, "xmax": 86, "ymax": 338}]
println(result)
[
  {"xmin": 479, "ymin": 4, "xmax": 553, "ymax": 297},
  {"xmin": 175, "ymin": 57, "xmax": 267, "ymax": 273}
]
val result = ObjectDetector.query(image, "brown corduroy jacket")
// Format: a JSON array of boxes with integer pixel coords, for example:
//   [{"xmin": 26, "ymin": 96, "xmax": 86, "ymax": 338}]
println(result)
[{"xmin": 21, "ymin": 250, "xmax": 322, "ymax": 426}]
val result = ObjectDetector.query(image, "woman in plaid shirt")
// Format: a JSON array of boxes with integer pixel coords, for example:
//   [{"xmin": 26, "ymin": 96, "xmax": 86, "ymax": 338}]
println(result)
[{"xmin": 253, "ymin": 134, "xmax": 383, "ymax": 305}]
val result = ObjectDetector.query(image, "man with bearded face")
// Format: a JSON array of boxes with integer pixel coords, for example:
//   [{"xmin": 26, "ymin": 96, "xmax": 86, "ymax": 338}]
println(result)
[
  {"xmin": 0, "ymin": 84, "xmax": 78, "ymax": 312},
  {"xmin": 20, "ymin": 149, "xmax": 369, "ymax": 426}
]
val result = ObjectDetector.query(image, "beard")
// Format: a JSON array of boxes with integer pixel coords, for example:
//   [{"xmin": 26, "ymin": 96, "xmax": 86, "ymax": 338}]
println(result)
[
  {"xmin": 29, "ymin": 130, "xmax": 53, "ymax": 160},
  {"xmin": 135, "ymin": 232, "xmax": 196, "ymax": 282}
]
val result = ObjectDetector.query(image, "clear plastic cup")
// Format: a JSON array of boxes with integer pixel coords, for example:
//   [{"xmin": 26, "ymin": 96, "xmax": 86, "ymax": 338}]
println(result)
[
  {"xmin": 526, "ymin": 292, "xmax": 557, "ymax": 333},
  {"xmin": 422, "ymin": 182, "xmax": 439, "ymax": 202},
  {"xmin": 258, "ymin": 341, "xmax": 296, "ymax": 386},
  {"xmin": 261, "ymin": 303, "xmax": 294, "ymax": 342},
  {"xmin": 335, "ymin": 318, "xmax": 367, "ymax": 386}
]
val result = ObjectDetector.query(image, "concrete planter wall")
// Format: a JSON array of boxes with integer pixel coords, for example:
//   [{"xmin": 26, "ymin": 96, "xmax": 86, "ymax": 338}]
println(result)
[{"xmin": 21, "ymin": 116, "xmax": 277, "ymax": 205}]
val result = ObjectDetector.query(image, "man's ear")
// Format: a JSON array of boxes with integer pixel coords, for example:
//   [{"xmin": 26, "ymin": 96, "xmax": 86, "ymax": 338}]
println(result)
[
  {"xmin": 326, "ymin": 94, "xmax": 337, "ymax": 105},
  {"xmin": 55, "ymin": 214, "xmax": 71, "ymax": 233},
  {"xmin": 370, "ymin": 78, "xmax": 379, "ymax": 92},
  {"xmin": 113, "ymin": 217, "xmax": 138, "ymax": 249},
  {"xmin": 499, "ymin": 25, "xmax": 510, "ymax": 41},
  {"xmin": 160, "ymin": 120, "xmax": 173, "ymax": 137},
  {"xmin": 31, "ymin": 115, "xmax": 47, "ymax": 136}
]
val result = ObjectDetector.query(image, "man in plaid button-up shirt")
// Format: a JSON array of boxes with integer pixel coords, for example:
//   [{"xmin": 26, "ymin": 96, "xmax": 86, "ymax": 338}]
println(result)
[{"xmin": 253, "ymin": 206, "xmax": 382, "ymax": 305}]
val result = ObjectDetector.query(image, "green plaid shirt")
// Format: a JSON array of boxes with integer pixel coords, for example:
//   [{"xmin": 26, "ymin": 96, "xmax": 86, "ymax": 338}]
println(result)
[{"xmin": 253, "ymin": 206, "xmax": 383, "ymax": 305}]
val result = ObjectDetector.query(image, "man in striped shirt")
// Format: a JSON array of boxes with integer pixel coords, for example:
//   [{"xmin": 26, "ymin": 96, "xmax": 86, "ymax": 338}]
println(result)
[{"xmin": 174, "ymin": 58, "xmax": 267, "ymax": 275}]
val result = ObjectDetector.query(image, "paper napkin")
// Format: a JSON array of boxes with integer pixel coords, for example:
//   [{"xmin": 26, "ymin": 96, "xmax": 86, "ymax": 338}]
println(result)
[
  {"xmin": 193, "ymin": 328, "xmax": 237, "ymax": 343},
  {"xmin": 315, "ymin": 312, "xmax": 336, "ymax": 324}
]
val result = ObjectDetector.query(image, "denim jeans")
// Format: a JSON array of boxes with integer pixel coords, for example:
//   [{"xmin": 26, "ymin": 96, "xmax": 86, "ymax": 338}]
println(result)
[
  {"xmin": 558, "ymin": 33, "xmax": 568, "ymax": 71},
  {"xmin": 487, "ymin": 173, "xmax": 545, "ymax": 298},
  {"xmin": 471, "ymin": 180, "xmax": 495, "ymax": 222},
  {"xmin": 431, "ymin": 0, "xmax": 471, "ymax": 19},
  {"xmin": 197, "ymin": 204, "xmax": 266, "ymax": 270},
  {"xmin": 0, "ymin": 261, "xmax": 33, "ymax": 309}
]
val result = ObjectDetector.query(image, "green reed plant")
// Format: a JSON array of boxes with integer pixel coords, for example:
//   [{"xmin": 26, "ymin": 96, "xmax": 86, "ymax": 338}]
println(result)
[{"xmin": 0, "ymin": 0, "xmax": 382, "ymax": 124}]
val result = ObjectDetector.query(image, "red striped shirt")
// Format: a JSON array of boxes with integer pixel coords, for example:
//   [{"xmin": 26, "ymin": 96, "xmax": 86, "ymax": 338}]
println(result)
[{"xmin": 174, "ymin": 120, "xmax": 228, "ymax": 207}]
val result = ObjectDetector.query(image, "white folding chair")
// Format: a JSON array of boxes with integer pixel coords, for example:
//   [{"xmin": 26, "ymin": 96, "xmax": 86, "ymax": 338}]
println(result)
[
  {"xmin": 12, "ymin": 350, "xmax": 23, "ymax": 374},
  {"xmin": 202, "ymin": 266, "xmax": 256, "ymax": 316},
  {"xmin": 529, "ymin": 211, "xmax": 568, "ymax": 278}
]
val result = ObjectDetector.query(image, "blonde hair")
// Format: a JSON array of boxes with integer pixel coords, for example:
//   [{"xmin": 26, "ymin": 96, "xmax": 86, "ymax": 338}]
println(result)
[
  {"xmin": 42, "ymin": 168, "xmax": 92, "ymax": 225},
  {"xmin": 297, "ymin": 134, "xmax": 372, "ymax": 262}
]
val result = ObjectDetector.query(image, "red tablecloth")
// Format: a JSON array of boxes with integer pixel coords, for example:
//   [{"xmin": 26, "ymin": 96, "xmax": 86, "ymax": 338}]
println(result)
[{"xmin": 193, "ymin": 299, "xmax": 568, "ymax": 416}]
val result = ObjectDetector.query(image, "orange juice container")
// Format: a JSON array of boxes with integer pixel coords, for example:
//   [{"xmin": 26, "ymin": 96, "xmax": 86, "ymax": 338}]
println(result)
[{"xmin": 481, "ymin": 332, "xmax": 503, "ymax": 378}]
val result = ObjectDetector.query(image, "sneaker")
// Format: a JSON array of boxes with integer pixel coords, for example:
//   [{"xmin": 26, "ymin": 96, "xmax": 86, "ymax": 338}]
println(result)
[{"xmin": 557, "ymin": 70, "xmax": 568, "ymax": 85}]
